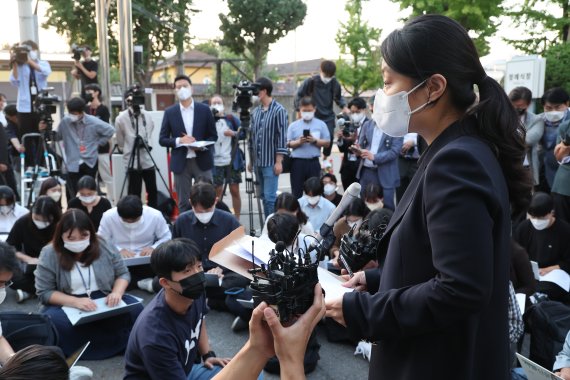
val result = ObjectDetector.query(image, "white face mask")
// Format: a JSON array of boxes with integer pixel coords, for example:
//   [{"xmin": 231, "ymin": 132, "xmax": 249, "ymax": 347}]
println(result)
[
  {"xmin": 48, "ymin": 191, "xmax": 62, "ymax": 202},
  {"xmin": 530, "ymin": 217, "xmax": 550, "ymax": 231},
  {"xmin": 212, "ymin": 104, "xmax": 224, "ymax": 113},
  {"xmin": 29, "ymin": 50, "xmax": 38, "ymax": 61},
  {"xmin": 195, "ymin": 211, "xmax": 214, "ymax": 224},
  {"xmin": 351, "ymin": 113, "xmax": 365, "ymax": 124},
  {"xmin": 323, "ymin": 183, "xmax": 337, "ymax": 196},
  {"xmin": 33, "ymin": 219, "xmax": 50, "ymax": 230},
  {"xmin": 177, "ymin": 86, "xmax": 192, "ymax": 101},
  {"xmin": 64, "ymin": 238, "xmax": 91, "ymax": 253},
  {"xmin": 301, "ymin": 112, "xmax": 314, "ymax": 121},
  {"xmin": 306, "ymin": 195, "xmax": 321, "ymax": 206},
  {"xmin": 320, "ymin": 74, "xmax": 332, "ymax": 84},
  {"xmin": 0, "ymin": 287, "xmax": 6, "ymax": 304},
  {"xmin": 79, "ymin": 195, "xmax": 96, "ymax": 204},
  {"xmin": 68, "ymin": 114, "xmax": 83, "ymax": 123},
  {"xmin": 251, "ymin": 95, "xmax": 260, "ymax": 104},
  {"xmin": 0, "ymin": 205, "xmax": 13, "ymax": 215},
  {"xmin": 366, "ymin": 201, "xmax": 383, "ymax": 210},
  {"xmin": 121, "ymin": 216, "xmax": 143, "ymax": 229},
  {"xmin": 372, "ymin": 80, "xmax": 429, "ymax": 137},
  {"xmin": 544, "ymin": 110, "xmax": 565, "ymax": 123}
]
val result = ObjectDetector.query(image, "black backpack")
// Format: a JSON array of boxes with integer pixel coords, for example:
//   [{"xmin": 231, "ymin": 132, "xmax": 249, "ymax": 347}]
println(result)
[
  {"xmin": 0, "ymin": 312, "xmax": 59, "ymax": 351},
  {"xmin": 525, "ymin": 300, "xmax": 570, "ymax": 370}
]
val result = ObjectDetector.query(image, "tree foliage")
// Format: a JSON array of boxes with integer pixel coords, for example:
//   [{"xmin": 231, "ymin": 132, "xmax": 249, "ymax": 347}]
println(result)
[
  {"xmin": 544, "ymin": 42, "xmax": 570, "ymax": 95},
  {"xmin": 335, "ymin": 0, "xmax": 382, "ymax": 97},
  {"xmin": 219, "ymin": 0, "xmax": 307, "ymax": 79},
  {"xmin": 391, "ymin": 0, "xmax": 503, "ymax": 56},
  {"xmin": 505, "ymin": 0, "xmax": 570, "ymax": 55},
  {"xmin": 43, "ymin": 0, "xmax": 194, "ymax": 87}
]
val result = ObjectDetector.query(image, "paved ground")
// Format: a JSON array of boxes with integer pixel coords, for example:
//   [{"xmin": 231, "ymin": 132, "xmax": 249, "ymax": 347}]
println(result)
[{"xmin": 2, "ymin": 149, "xmax": 373, "ymax": 379}]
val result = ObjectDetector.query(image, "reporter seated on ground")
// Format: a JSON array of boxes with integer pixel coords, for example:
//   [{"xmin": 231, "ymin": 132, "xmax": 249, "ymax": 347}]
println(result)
[
  {"xmin": 98, "ymin": 195, "xmax": 171, "ymax": 291},
  {"xmin": 261, "ymin": 192, "xmax": 314, "ymax": 237},
  {"xmin": 34, "ymin": 209, "xmax": 143, "ymax": 360},
  {"xmin": 67, "ymin": 175, "xmax": 112, "ymax": 231},
  {"xmin": 7, "ymin": 196, "xmax": 61, "ymax": 303},
  {"xmin": 321, "ymin": 173, "xmax": 342, "ymax": 206},
  {"xmin": 362, "ymin": 183, "xmax": 384, "ymax": 211},
  {"xmin": 0, "ymin": 186, "xmax": 27, "ymax": 235},
  {"xmin": 298, "ymin": 177, "xmax": 336, "ymax": 234},
  {"xmin": 266, "ymin": 213, "xmax": 311, "ymax": 261},
  {"xmin": 124, "ymin": 238, "xmax": 231, "ymax": 380},
  {"xmin": 0, "ymin": 344, "xmax": 69, "ymax": 380},
  {"xmin": 514, "ymin": 192, "xmax": 570, "ymax": 301},
  {"xmin": 329, "ymin": 198, "xmax": 369, "ymax": 260},
  {"xmin": 39, "ymin": 177, "xmax": 63, "ymax": 211},
  {"xmin": 212, "ymin": 283, "xmax": 326, "ymax": 380}
]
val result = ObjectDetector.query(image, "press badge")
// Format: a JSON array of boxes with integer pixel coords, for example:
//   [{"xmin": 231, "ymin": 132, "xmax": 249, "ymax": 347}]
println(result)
[{"xmin": 30, "ymin": 86, "xmax": 37, "ymax": 95}]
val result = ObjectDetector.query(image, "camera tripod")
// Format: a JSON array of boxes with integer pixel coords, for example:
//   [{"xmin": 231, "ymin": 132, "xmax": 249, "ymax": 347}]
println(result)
[{"xmin": 118, "ymin": 108, "xmax": 173, "ymax": 207}]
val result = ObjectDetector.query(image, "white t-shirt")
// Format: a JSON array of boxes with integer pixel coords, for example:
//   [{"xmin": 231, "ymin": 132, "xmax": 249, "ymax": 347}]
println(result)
[
  {"xmin": 214, "ymin": 118, "xmax": 233, "ymax": 167},
  {"xmin": 70, "ymin": 263, "xmax": 100, "ymax": 295},
  {"xmin": 0, "ymin": 204, "xmax": 28, "ymax": 234}
]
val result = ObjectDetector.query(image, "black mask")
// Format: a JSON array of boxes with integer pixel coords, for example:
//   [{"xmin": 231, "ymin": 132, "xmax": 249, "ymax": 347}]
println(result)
[
  {"xmin": 84, "ymin": 93, "xmax": 94, "ymax": 102},
  {"xmin": 175, "ymin": 272, "xmax": 206, "ymax": 300},
  {"xmin": 516, "ymin": 108, "xmax": 526, "ymax": 116}
]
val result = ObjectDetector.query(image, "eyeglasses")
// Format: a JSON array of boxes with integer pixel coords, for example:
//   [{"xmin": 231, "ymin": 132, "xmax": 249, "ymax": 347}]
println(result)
[{"xmin": 0, "ymin": 280, "xmax": 13, "ymax": 289}]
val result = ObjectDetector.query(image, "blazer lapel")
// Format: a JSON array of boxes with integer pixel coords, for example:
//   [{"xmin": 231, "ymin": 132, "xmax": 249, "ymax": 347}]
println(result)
[{"xmin": 174, "ymin": 105, "xmax": 185, "ymax": 137}]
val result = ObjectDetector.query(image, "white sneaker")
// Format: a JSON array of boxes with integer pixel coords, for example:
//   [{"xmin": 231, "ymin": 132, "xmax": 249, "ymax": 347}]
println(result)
[
  {"xmin": 137, "ymin": 278, "xmax": 155, "ymax": 293},
  {"xmin": 354, "ymin": 340, "xmax": 372, "ymax": 361},
  {"xmin": 16, "ymin": 289, "xmax": 31, "ymax": 303}
]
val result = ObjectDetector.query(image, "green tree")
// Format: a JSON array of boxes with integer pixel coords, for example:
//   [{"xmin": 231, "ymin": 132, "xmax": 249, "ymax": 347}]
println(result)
[
  {"xmin": 505, "ymin": 0, "xmax": 570, "ymax": 55},
  {"xmin": 43, "ymin": 0, "xmax": 194, "ymax": 87},
  {"xmin": 219, "ymin": 0, "xmax": 307, "ymax": 79},
  {"xmin": 544, "ymin": 42, "xmax": 570, "ymax": 94},
  {"xmin": 335, "ymin": 0, "xmax": 382, "ymax": 97},
  {"xmin": 391, "ymin": 0, "xmax": 504, "ymax": 56}
]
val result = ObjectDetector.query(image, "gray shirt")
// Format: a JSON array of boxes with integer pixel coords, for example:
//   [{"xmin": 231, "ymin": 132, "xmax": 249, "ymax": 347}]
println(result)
[
  {"xmin": 115, "ymin": 109, "xmax": 155, "ymax": 170},
  {"xmin": 55, "ymin": 114, "xmax": 115, "ymax": 172},
  {"xmin": 34, "ymin": 239, "xmax": 130, "ymax": 305}
]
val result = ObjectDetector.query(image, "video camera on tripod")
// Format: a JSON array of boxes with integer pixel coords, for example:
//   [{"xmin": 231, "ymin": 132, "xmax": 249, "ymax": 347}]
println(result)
[
  {"xmin": 125, "ymin": 85, "xmax": 146, "ymax": 115},
  {"xmin": 10, "ymin": 43, "xmax": 32, "ymax": 66},
  {"xmin": 232, "ymin": 80, "xmax": 260, "ymax": 119},
  {"xmin": 34, "ymin": 88, "xmax": 60, "ymax": 131}
]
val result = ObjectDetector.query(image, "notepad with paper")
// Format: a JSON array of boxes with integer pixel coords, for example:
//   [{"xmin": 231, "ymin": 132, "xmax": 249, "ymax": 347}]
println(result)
[
  {"xmin": 181, "ymin": 141, "xmax": 214, "ymax": 149},
  {"xmin": 62, "ymin": 297, "xmax": 142, "ymax": 326}
]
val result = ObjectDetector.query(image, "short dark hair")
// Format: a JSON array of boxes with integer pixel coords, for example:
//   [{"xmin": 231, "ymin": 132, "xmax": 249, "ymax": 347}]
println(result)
[
  {"xmin": 39, "ymin": 177, "xmax": 60, "ymax": 196},
  {"xmin": 173, "ymin": 75, "xmax": 192, "ymax": 87},
  {"xmin": 541, "ymin": 87, "xmax": 570, "ymax": 106},
  {"xmin": 527, "ymin": 192, "xmax": 554, "ymax": 217},
  {"xmin": 303, "ymin": 177, "xmax": 323, "ymax": 196},
  {"xmin": 321, "ymin": 173, "xmax": 337, "ymax": 184},
  {"xmin": 190, "ymin": 182, "xmax": 216, "ymax": 209},
  {"xmin": 255, "ymin": 77, "xmax": 273, "ymax": 96},
  {"xmin": 67, "ymin": 97, "xmax": 86, "ymax": 113},
  {"xmin": 509, "ymin": 87, "xmax": 532, "ymax": 104},
  {"xmin": 0, "ymin": 242, "xmax": 19, "ymax": 274},
  {"xmin": 299, "ymin": 96, "xmax": 315, "ymax": 108},
  {"xmin": 4, "ymin": 104, "xmax": 17, "ymax": 117},
  {"xmin": 345, "ymin": 198, "xmax": 370, "ymax": 218},
  {"xmin": 52, "ymin": 209, "xmax": 100, "ymax": 271},
  {"xmin": 151, "ymin": 238, "xmax": 201, "ymax": 280},
  {"xmin": 0, "ymin": 344, "xmax": 68, "ymax": 379},
  {"xmin": 348, "ymin": 97, "xmax": 367, "ymax": 110},
  {"xmin": 117, "ymin": 195, "xmax": 143, "ymax": 219},
  {"xmin": 76, "ymin": 175, "xmax": 97, "ymax": 191},
  {"xmin": 320, "ymin": 60, "xmax": 336, "ymax": 77},
  {"xmin": 363, "ymin": 183, "xmax": 383, "ymax": 201},
  {"xmin": 275, "ymin": 192, "xmax": 308, "ymax": 225},
  {"xmin": 21, "ymin": 40, "xmax": 39, "ymax": 50},
  {"xmin": 84, "ymin": 83, "xmax": 102, "ymax": 97},
  {"xmin": 267, "ymin": 213, "xmax": 299, "ymax": 246},
  {"xmin": 32, "ymin": 196, "xmax": 62, "ymax": 225},
  {"xmin": 0, "ymin": 186, "xmax": 15, "ymax": 204}
]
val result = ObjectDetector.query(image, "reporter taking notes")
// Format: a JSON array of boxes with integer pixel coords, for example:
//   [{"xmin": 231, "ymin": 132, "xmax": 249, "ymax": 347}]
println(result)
[{"xmin": 325, "ymin": 15, "xmax": 531, "ymax": 379}]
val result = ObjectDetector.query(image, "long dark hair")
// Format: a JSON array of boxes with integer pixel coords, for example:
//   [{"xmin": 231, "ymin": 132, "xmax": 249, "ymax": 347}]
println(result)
[
  {"xmin": 52, "ymin": 209, "xmax": 100, "ymax": 271},
  {"xmin": 381, "ymin": 14, "xmax": 531, "ymax": 216},
  {"xmin": 0, "ymin": 344, "xmax": 68, "ymax": 380},
  {"xmin": 275, "ymin": 192, "xmax": 309, "ymax": 226},
  {"xmin": 31, "ymin": 196, "xmax": 61, "ymax": 225},
  {"xmin": 38, "ymin": 177, "xmax": 62, "ymax": 207}
]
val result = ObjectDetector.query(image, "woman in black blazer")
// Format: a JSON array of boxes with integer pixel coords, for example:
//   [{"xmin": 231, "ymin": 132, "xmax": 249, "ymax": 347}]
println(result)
[{"xmin": 325, "ymin": 15, "xmax": 531, "ymax": 380}]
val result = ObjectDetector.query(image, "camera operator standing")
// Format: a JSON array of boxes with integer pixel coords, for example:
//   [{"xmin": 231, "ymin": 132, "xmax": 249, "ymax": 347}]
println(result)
[
  {"xmin": 115, "ymin": 89, "xmax": 158, "ymax": 208},
  {"xmin": 9, "ymin": 40, "xmax": 51, "ymax": 137},
  {"xmin": 337, "ymin": 97, "xmax": 368, "ymax": 190},
  {"xmin": 71, "ymin": 46, "xmax": 98, "ymax": 100}
]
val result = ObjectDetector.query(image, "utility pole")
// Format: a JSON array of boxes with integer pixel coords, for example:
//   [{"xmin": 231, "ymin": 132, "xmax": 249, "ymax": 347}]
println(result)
[{"xmin": 95, "ymin": 0, "xmax": 112, "ymax": 113}]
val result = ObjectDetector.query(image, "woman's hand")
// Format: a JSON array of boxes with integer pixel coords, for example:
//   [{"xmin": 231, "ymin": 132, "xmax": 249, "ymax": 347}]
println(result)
[
  {"xmin": 342, "ymin": 271, "xmax": 367, "ymax": 292},
  {"xmin": 73, "ymin": 297, "xmax": 97, "ymax": 311},
  {"xmin": 106, "ymin": 292, "xmax": 123, "ymax": 307}
]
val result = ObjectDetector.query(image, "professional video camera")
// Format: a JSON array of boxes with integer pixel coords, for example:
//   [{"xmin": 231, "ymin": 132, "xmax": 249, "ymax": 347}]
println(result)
[
  {"xmin": 249, "ymin": 241, "xmax": 320, "ymax": 323},
  {"xmin": 71, "ymin": 43, "xmax": 85, "ymax": 61},
  {"xmin": 11, "ymin": 43, "xmax": 31, "ymax": 65},
  {"xmin": 232, "ymin": 80, "xmax": 260, "ymax": 118},
  {"xmin": 336, "ymin": 113, "xmax": 357, "ymax": 137},
  {"xmin": 125, "ymin": 85, "xmax": 146, "ymax": 115},
  {"xmin": 34, "ymin": 87, "xmax": 60, "ymax": 129},
  {"xmin": 338, "ymin": 215, "xmax": 389, "ymax": 276}
]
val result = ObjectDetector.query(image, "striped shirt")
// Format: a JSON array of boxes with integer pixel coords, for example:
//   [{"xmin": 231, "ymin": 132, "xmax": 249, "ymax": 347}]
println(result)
[{"xmin": 250, "ymin": 99, "xmax": 289, "ymax": 167}]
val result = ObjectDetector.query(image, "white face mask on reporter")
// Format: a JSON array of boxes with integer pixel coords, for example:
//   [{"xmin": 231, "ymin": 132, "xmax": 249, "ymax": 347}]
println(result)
[
  {"xmin": 323, "ymin": 183, "xmax": 337, "ymax": 196},
  {"xmin": 530, "ymin": 217, "xmax": 550, "ymax": 231},
  {"xmin": 301, "ymin": 112, "xmax": 314, "ymax": 121},
  {"xmin": 64, "ymin": 238, "xmax": 91, "ymax": 253},
  {"xmin": 372, "ymin": 80, "xmax": 430, "ymax": 137},
  {"xmin": 306, "ymin": 195, "xmax": 321, "ymax": 206},
  {"xmin": 177, "ymin": 86, "xmax": 192, "ymax": 101},
  {"xmin": 544, "ymin": 110, "xmax": 565, "ymax": 123},
  {"xmin": 195, "ymin": 211, "xmax": 214, "ymax": 224}
]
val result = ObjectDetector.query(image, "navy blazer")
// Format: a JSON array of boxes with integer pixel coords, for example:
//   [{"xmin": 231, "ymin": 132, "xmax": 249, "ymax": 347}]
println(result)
[
  {"xmin": 159, "ymin": 101, "xmax": 217, "ymax": 174},
  {"xmin": 356, "ymin": 119, "xmax": 403, "ymax": 188},
  {"xmin": 344, "ymin": 117, "xmax": 511, "ymax": 379}
]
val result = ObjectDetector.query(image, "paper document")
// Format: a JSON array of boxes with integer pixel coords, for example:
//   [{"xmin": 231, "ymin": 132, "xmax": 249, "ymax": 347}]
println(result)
[
  {"xmin": 181, "ymin": 141, "xmax": 214, "ymax": 149},
  {"xmin": 317, "ymin": 267, "xmax": 353, "ymax": 299},
  {"xmin": 515, "ymin": 293, "xmax": 526, "ymax": 315},
  {"xmin": 540, "ymin": 269, "xmax": 570, "ymax": 292},
  {"xmin": 516, "ymin": 353, "xmax": 563, "ymax": 380},
  {"xmin": 225, "ymin": 236, "xmax": 275, "ymax": 266},
  {"xmin": 62, "ymin": 297, "xmax": 141, "ymax": 326},
  {"xmin": 531, "ymin": 261, "xmax": 540, "ymax": 280}
]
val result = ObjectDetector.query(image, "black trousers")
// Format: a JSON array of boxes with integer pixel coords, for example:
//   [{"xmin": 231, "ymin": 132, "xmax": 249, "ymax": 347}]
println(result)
[
  {"xmin": 290, "ymin": 157, "xmax": 321, "ymax": 199},
  {"xmin": 68, "ymin": 162, "xmax": 98, "ymax": 196},
  {"xmin": 553, "ymin": 192, "xmax": 570, "ymax": 225},
  {"xmin": 340, "ymin": 159, "xmax": 359, "ymax": 191},
  {"xmin": 128, "ymin": 168, "xmax": 158, "ymax": 209},
  {"xmin": 322, "ymin": 118, "xmax": 335, "ymax": 157},
  {"xmin": 18, "ymin": 112, "xmax": 45, "ymax": 168}
]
